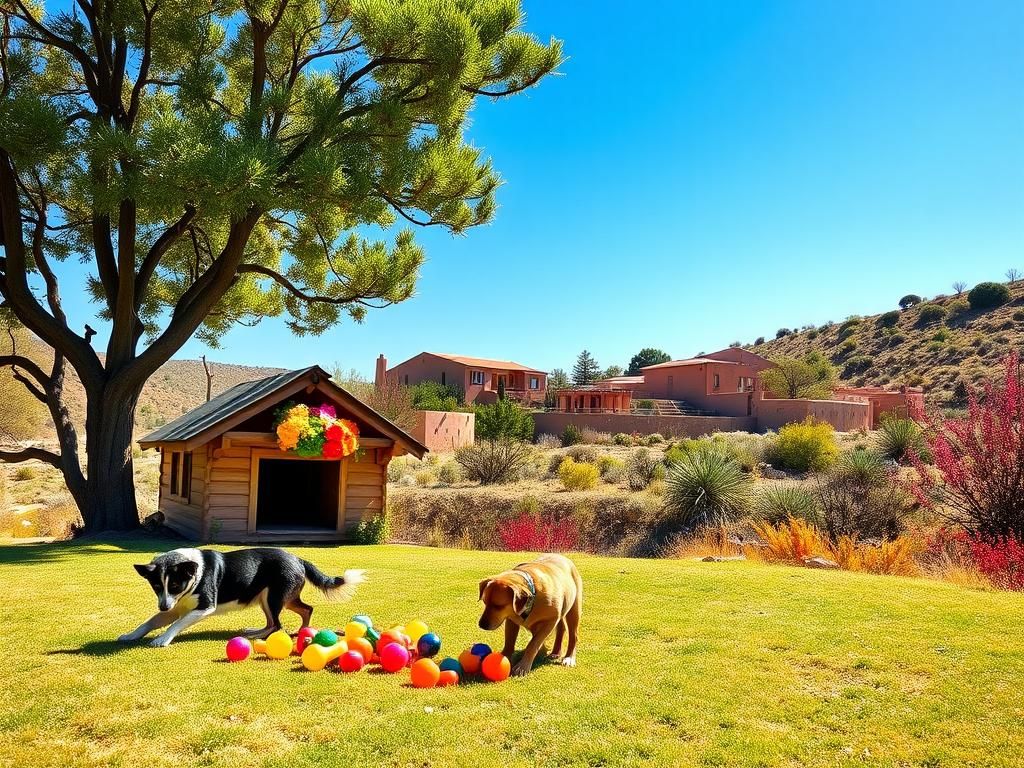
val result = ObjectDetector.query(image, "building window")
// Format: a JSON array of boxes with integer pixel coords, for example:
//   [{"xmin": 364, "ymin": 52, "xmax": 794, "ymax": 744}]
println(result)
[
  {"xmin": 529, "ymin": 376, "xmax": 540, "ymax": 390},
  {"xmin": 713, "ymin": 373, "xmax": 720, "ymax": 390},
  {"xmin": 471, "ymin": 370, "xmax": 485, "ymax": 385},
  {"xmin": 404, "ymin": 374, "xmax": 409, "ymax": 385},
  {"xmin": 737, "ymin": 377, "xmax": 744, "ymax": 392},
  {"xmin": 441, "ymin": 371, "xmax": 446, "ymax": 385},
  {"xmin": 169, "ymin": 451, "xmax": 180, "ymax": 496},
  {"xmin": 169, "ymin": 451, "xmax": 192, "ymax": 503}
]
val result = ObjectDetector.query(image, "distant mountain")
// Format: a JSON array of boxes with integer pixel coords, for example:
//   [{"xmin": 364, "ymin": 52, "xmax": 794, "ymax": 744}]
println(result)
[{"xmin": 750, "ymin": 281, "xmax": 1024, "ymax": 406}]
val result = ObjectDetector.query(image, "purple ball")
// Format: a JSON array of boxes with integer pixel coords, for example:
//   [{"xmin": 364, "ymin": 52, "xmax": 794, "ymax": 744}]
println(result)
[
  {"xmin": 416, "ymin": 632, "xmax": 442, "ymax": 658},
  {"xmin": 225, "ymin": 636, "xmax": 252, "ymax": 662}
]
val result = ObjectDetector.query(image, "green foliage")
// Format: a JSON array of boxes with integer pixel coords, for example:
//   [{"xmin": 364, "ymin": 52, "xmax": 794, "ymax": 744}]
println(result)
[
  {"xmin": 899, "ymin": 295, "xmax": 922, "ymax": 310},
  {"xmin": 410, "ymin": 381, "xmax": 464, "ymax": 412},
  {"xmin": 474, "ymin": 398, "xmax": 534, "ymax": 441},
  {"xmin": 597, "ymin": 454, "xmax": 625, "ymax": 478},
  {"xmin": 836, "ymin": 340, "xmax": 857, "ymax": 358},
  {"xmin": 834, "ymin": 449, "xmax": 888, "ymax": 485},
  {"xmin": 561, "ymin": 424, "xmax": 583, "ymax": 447},
  {"xmin": 636, "ymin": 399, "xmax": 655, "ymax": 411},
  {"xmin": 948, "ymin": 299, "xmax": 970, "ymax": 316},
  {"xmin": 837, "ymin": 319, "xmax": 861, "ymax": 341},
  {"xmin": 876, "ymin": 417, "xmax": 929, "ymax": 463},
  {"xmin": 352, "ymin": 514, "xmax": 391, "ymax": 545},
  {"xmin": 571, "ymin": 350, "xmax": 601, "ymax": 385},
  {"xmin": 625, "ymin": 348, "xmax": 671, "ymax": 375},
  {"xmin": 754, "ymin": 485, "xmax": 821, "ymax": 526},
  {"xmin": 931, "ymin": 328, "xmax": 951, "ymax": 343},
  {"xmin": 558, "ymin": 458, "xmax": 600, "ymax": 491},
  {"xmin": 612, "ymin": 432, "xmax": 633, "ymax": 446},
  {"xmin": 436, "ymin": 462, "xmax": 462, "ymax": 486},
  {"xmin": 643, "ymin": 433, "xmax": 666, "ymax": 446},
  {"xmin": 664, "ymin": 451, "xmax": 752, "ymax": 529},
  {"xmin": 887, "ymin": 332, "xmax": 907, "ymax": 347},
  {"xmin": 603, "ymin": 365, "xmax": 624, "ymax": 379},
  {"xmin": 844, "ymin": 355, "xmax": 872, "ymax": 374},
  {"xmin": 770, "ymin": 419, "xmax": 839, "ymax": 473},
  {"xmin": 754, "ymin": 336, "xmax": 765, "ymax": 345},
  {"xmin": 917, "ymin": 304, "xmax": 947, "ymax": 326},
  {"xmin": 877, "ymin": 310, "xmax": 901, "ymax": 328},
  {"xmin": 775, "ymin": 328, "xmax": 791, "ymax": 339},
  {"xmin": 762, "ymin": 354, "xmax": 836, "ymax": 399},
  {"xmin": 626, "ymin": 448, "xmax": 663, "ymax": 491},
  {"xmin": 14, "ymin": 466, "xmax": 37, "ymax": 481},
  {"xmin": 968, "ymin": 282, "xmax": 1011, "ymax": 310}
]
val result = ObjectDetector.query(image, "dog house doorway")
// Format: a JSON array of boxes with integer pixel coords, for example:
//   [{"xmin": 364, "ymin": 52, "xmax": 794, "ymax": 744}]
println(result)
[{"xmin": 255, "ymin": 457, "xmax": 340, "ymax": 532}]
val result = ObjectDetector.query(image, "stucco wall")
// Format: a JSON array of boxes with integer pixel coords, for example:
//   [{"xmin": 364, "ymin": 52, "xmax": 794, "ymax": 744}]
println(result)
[
  {"xmin": 532, "ymin": 412, "xmax": 757, "ymax": 439},
  {"xmin": 411, "ymin": 410, "xmax": 475, "ymax": 452},
  {"xmin": 755, "ymin": 398, "xmax": 871, "ymax": 432},
  {"xmin": 640, "ymin": 362, "xmax": 758, "ymax": 414}
]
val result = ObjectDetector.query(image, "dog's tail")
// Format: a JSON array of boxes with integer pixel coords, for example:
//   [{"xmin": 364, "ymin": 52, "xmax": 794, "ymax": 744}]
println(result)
[{"xmin": 302, "ymin": 560, "xmax": 366, "ymax": 601}]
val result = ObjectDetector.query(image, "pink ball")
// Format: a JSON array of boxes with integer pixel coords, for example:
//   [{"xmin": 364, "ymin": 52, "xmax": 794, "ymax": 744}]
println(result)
[
  {"xmin": 337, "ymin": 650, "xmax": 365, "ymax": 673},
  {"xmin": 225, "ymin": 636, "xmax": 252, "ymax": 662},
  {"xmin": 379, "ymin": 641, "xmax": 411, "ymax": 673}
]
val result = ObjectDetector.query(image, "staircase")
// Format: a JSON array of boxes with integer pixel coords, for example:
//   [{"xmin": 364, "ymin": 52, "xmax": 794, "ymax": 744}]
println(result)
[{"xmin": 637, "ymin": 399, "xmax": 716, "ymax": 417}]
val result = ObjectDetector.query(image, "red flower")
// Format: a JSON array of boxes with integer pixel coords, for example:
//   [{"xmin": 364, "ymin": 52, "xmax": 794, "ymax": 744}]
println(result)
[
  {"xmin": 324, "ymin": 423, "xmax": 343, "ymax": 443},
  {"xmin": 322, "ymin": 440, "xmax": 342, "ymax": 460}
]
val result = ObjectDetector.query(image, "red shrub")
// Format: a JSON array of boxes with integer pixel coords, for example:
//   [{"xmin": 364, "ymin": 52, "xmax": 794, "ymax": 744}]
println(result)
[
  {"xmin": 497, "ymin": 512, "xmax": 579, "ymax": 552},
  {"xmin": 968, "ymin": 535, "xmax": 1024, "ymax": 591},
  {"xmin": 910, "ymin": 353, "xmax": 1024, "ymax": 540}
]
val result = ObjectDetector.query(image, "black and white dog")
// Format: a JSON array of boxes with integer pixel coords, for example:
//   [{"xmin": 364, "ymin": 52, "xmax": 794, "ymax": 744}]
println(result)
[{"xmin": 119, "ymin": 547, "xmax": 364, "ymax": 648}]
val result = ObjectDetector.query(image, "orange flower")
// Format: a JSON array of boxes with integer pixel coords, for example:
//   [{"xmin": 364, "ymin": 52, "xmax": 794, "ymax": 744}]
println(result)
[{"xmin": 276, "ymin": 421, "xmax": 300, "ymax": 451}]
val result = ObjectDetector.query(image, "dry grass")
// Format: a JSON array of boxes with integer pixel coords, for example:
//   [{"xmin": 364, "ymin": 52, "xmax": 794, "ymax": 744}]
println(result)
[{"xmin": 665, "ymin": 524, "xmax": 745, "ymax": 559}]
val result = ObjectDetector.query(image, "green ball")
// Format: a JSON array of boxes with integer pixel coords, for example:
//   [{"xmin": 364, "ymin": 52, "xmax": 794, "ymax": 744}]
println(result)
[
  {"xmin": 351, "ymin": 614, "xmax": 373, "ymax": 629},
  {"xmin": 313, "ymin": 629, "xmax": 338, "ymax": 647},
  {"xmin": 364, "ymin": 626, "xmax": 381, "ymax": 650}
]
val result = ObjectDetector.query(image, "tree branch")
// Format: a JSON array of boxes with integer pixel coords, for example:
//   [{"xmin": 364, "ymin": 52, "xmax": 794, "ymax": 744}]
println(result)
[{"xmin": 0, "ymin": 445, "xmax": 61, "ymax": 467}]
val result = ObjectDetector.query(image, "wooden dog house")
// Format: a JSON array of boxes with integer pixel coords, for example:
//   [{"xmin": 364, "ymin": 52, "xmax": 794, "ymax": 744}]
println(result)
[{"xmin": 138, "ymin": 366, "xmax": 427, "ymax": 543}]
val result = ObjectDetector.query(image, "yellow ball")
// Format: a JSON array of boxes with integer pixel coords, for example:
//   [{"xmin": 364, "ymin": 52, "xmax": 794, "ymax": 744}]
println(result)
[
  {"xmin": 405, "ymin": 619, "xmax": 429, "ymax": 644},
  {"xmin": 345, "ymin": 621, "xmax": 367, "ymax": 641},
  {"xmin": 264, "ymin": 630, "xmax": 293, "ymax": 660}
]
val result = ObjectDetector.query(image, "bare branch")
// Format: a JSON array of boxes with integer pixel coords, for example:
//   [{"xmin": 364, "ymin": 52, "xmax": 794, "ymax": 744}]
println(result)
[{"xmin": 0, "ymin": 445, "xmax": 61, "ymax": 467}]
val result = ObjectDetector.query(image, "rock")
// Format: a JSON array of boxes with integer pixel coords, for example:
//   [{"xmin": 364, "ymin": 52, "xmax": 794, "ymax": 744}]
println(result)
[
  {"xmin": 756, "ymin": 463, "xmax": 789, "ymax": 480},
  {"xmin": 803, "ymin": 555, "xmax": 840, "ymax": 570},
  {"xmin": 700, "ymin": 555, "xmax": 746, "ymax": 562}
]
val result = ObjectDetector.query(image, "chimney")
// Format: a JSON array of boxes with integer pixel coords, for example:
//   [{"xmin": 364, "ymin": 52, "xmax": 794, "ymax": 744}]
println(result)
[{"xmin": 375, "ymin": 354, "xmax": 387, "ymax": 388}]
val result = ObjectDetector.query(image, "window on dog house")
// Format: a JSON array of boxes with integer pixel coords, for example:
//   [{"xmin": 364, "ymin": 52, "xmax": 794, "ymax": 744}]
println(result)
[{"xmin": 168, "ymin": 450, "xmax": 192, "ymax": 503}]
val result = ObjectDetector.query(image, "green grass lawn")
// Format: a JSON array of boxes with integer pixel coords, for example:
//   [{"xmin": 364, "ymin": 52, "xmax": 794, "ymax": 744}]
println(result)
[{"xmin": 1, "ymin": 539, "xmax": 1022, "ymax": 768}]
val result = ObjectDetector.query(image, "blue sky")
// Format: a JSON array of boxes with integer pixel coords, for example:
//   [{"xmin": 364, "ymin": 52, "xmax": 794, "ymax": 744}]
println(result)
[{"xmin": 57, "ymin": 0, "xmax": 1024, "ymax": 377}]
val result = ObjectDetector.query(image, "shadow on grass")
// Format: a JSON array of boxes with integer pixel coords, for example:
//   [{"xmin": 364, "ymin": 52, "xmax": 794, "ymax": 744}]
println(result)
[
  {"xmin": 0, "ymin": 534, "xmax": 180, "ymax": 568},
  {"xmin": 47, "ymin": 629, "xmax": 237, "ymax": 657}
]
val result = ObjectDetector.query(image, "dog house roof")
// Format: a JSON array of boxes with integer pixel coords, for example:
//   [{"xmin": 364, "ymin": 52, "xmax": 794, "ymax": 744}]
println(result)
[{"xmin": 138, "ymin": 365, "xmax": 427, "ymax": 457}]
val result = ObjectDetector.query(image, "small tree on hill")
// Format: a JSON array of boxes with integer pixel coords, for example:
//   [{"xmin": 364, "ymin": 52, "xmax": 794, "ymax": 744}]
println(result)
[
  {"xmin": 952, "ymin": 281, "xmax": 967, "ymax": 296},
  {"xmin": 572, "ymin": 350, "xmax": 601, "ymax": 385},
  {"xmin": 1007, "ymin": 269, "xmax": 1021, "ymax": 285},
  {"xmin": 603, "ymin": 365, "xmax": 623, "ymax": 379},
  {"xmin": 761, "ymin": 354, "xmax": 836, "ymax": 399},
  {"xmin": 899, "ymin": 295, "xmax": 922, "ymax": 310},
  {"xmin": 625, "ymin": 348, "xmax": 671, "ymax": 375}
]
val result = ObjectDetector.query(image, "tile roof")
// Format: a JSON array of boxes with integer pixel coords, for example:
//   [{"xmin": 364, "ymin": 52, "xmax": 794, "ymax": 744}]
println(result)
[{"xmin": 429, "ymin": 352, "xmax": 546, "ymax": 373}]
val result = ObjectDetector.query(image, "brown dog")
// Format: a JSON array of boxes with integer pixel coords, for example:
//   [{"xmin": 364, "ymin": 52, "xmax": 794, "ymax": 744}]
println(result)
[{"xmin": 478, "ymin": 553, "xmax": 583, "ymax": 676}]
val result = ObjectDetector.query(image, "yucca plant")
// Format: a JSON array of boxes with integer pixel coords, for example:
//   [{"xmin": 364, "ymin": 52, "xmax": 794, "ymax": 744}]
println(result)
[
  {"xmin": 754, "ymin": 484, "xmax": 821, "ymax": 526},
  {"xmin": 833, "ymin": 448, "xmax": 887, "ymax": 485},
  {"xmin": 665, "ymin": 449, "xmax": 752, "ymax": 529},
  {"xmin": 876, "ymin": 417, "xmax": 928, "ymax": 463}
]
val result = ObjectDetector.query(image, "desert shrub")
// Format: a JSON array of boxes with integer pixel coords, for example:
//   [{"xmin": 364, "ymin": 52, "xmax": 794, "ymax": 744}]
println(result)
[
  {"xmin": 558, "ymin": 458, "xmax": 600, "ymax": 491},
  {"xmin": 535, "ymin": 433, "xmax": 560, "ymax": 449},
  {"xmin": 643, "ymin": 432, "xmax": 665, "ymax": 446},
  {"xmin": 761, "ymin": 354, "xmax": 836, "ymax": 399},
  {"xmin": 877, "ymin": 310, "xmax": 901, "ymax": 328},
  {"xmin": 580, "ymin": 428, "xmax": 612, "ymax": 445},
  {"xmin": 711, "ymin": 431, "xmax": 769, "ymax": 472},
  {"xmin": 386, "ymin": 459, "xmax": 408, "ymax": 483},
  {"xmin": 436, "ymin": 462, "xmax": 462, "ymax": 486},
  {"xmin": 834, "ymin": 448, "xmax": 887, "ymax": 485},
  {"xmin": 948, "ymin": 299, "xmax": 970, "ymax": 317},
  {"xmin": 612, "ymin": 432, "xmax": 633, "ymax": 446},
  {"xmin": 566, "ymin": 444, "xmax": 599, "ymax": 464},
  {"xmin": 814, "ymin": 461, "xmax": 912, "ymax": 540},
  {"xmin": 475, "ymin": 398, "xmax": 534, "ymax": 441},
  {"xmin": 455, "ymin": 440, "xmax": 532, "ymax": 485},
  {"xmin": 410, "ymin": 380, "xmax": 464, "ymax": 411},
  {"xmin": 770, "ymin": 419, "xmax": 839, "ymax": 473},
  {"xmin": 844, "ymin": 355, "xmax": 872, "ymax": 374},
  {"xmin": 352, "ymin": 513, "xmax": 391, "ymax": 545},
  {"xmin": 749, "ymin": 518, "xmax": 917, "ymax": 575},
  {"xmin": 635, "ymin": 399, "xmax": 655, "ymax": 411},
  {"xmin": 663, "ymin": 438, "xmax": 708, "ymax": 466},
  {"xmin": 497, "ymin": 510, "xmax": 579, "ymax": 552},
  {"xmin": 887, "ymin": 332, "xmax": 907, "ymax": 347},
  {"xmin": 664, "ymin": 451, "xmax": 752, "ymax": 529},
  {"xmin": 876, "ymin": 417, "xmax": 928, "ymax": 463},
  {"xmin": 835, "ymin": 340, "xmax": 857, "ymax": 358},
  {"xmin": 917, "ymin": 303, "xmax": 946, "ymax": 326},
  {"xmin": 775, "ymin": 328, "xmax": 791, "ymax": 339},
  {"xmin": 806, "ymin": 329, "xmax": 819, "ymax": 340},
  {"xmin": 967, "ymin": 281, "xmax": 1011, "ymax": 310},
  {"xmin": 626, "ymin": 448, "xmax": 662, "ymax": 491},
  {"xmin": 837, "ymin": 321, "xmax": 860, "ymax": 341},
  {"xmin": 546, "ymin": 451, "xmax": 567, "ymax": 475},
  {"xmin": 14, "ymin": 466, "xmax": 37, "ymax": 481},
  {"xmin": 931, "ymin": 328, "xmax": 951, "ymax": 343},
  {"xmin": 414, "ymin": 470, "xmax": 436, "ymax": 487},
  {"xmin": 561, "ymin": 423, "xmax": 583, "ymax": 446},
  {"xmin": 597, "ymin": 454, "xmax": 624, "ymax": 476},
  {"xmin": 754, "ymin": 484, "xmax": 821, "ymax": 525},
  {"xmin": 754, "ymin": 336, "xmax": 765, "ymax": 345},
  {"xmin": 965, "ymin": 535, "xmax": 1024, "ymax": 590},
  {"xmin": 1013, "ymin": 310, "xmax": 1024, "ymax": 322},
  {"xmin": 898, "ymin": 294, "xmax": 922, "ymax": 310}
]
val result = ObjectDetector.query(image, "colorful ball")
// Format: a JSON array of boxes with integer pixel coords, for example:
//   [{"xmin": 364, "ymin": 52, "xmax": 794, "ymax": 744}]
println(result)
[
  {"xmin": 337, "ymin": 650, "xmax": 365, "ymax": 673},
  {"xmin": 410, "ymin": 658, "xmax": 441, "ymax": 688},
  {"xmin": 313, "ymin": 629, "xmax": 339, "ymax": 647},
  {"xmin": 437, "ymin": 670, "xmax": 460, "ymax": 687},
  {"xmin": 470, "ymin": 643, "xmax": 492, "ymax": 659},
  {"xmin": 364, "ymin": 626, "xmax": 381, "ymax": 650},
  {"xmin": 481, "ymin": 652, "xmax": 511, "ymax": 682},
  {"xmin": 379, "ymin": 642, "xmax": 411, "ymax": 673},
  {"xmin": 438, "ymin": 657, "xmax": 463, "ymax": 678},
  {"xmin": 351, "ymin": 614, "xmax": 373, "ymax": 629},
  {"xmin": 225, "ymin": 636, "xmax": 252, "ymax": 662},
  {"xmin": 378, "ymin": 629, "xmax": 407, "ymax": 651},
  {"xmin": 264, "ymin": 630, "xmax": 294, "ymax": 660},
  {"xmin": 348, "ymin": 636, "xmax": 374, "ymax": 663},
  {"xmin": 458, "ymin": 649, "xmax": 482, "ymax": 676},
  {"xmin": 405, "ymin": 619, "xmax": 429, "ymax": 644},
  {"xmin": 296, "ymin": 627, "xmax": 318, "ymax": 654},
  {"xmin": 416, "ymin": 632, "xmax": 442, "ymax": 659}
]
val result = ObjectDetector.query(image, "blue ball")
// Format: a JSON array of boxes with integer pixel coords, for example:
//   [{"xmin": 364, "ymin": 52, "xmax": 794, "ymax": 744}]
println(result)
[
  {"xmin": 351, "ymin": 614, "xmax": 373, "ymax": 629},
  {"xmin": 438, "ymin": 657, "xmax": 463, "ymax": 678},
  {"xmin": 470, "ymin": 642, "xmax": 492, "ymax": 659},
  {"xmin": 416, "ymin": 632, "xmax": 442, "ymax": 658}
]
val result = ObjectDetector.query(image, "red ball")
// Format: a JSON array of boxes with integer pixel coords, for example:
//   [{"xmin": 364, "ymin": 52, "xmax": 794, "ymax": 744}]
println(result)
[
  {"xmin": 225, "ymin": 636, "xmax": 252, "ymax": 662},
  {"xmin": 481, "ymin": 652, "xmax": 511, "ymax": 682},
  {"xmin": 379, "ymin": 642, "xmax": 411, "ymax": 673},
  {"xmin": 410, "ymin": 658, "xmax": 440, "ymax": 688},
  {"xmin": 458, "ymin": 649, "xmax": 482, "ymax": 676},
  {"xmin": 437, "ymin": 669, "xmax": 459, "ymax": 687},
  {"xmin": 337, "ymin": 650, "xmax": 365, "ymax": 673},
  {"xmin": 295, "ymin": 627, "xmax": 317, "ymax": 654},
  {"xmin": 348, "ymin": 637, "xmax": 374, "ymax": 663}
]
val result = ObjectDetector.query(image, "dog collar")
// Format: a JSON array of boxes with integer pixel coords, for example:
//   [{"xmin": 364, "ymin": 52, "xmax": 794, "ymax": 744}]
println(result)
[{"xmin": 513, "ymin": 569, "xmax": 536, "ymax": 619}]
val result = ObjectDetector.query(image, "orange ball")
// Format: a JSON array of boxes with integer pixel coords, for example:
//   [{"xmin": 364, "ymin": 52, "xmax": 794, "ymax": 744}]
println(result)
[
  {"xmin": 481, "ymin": 652, "xmax": 510, "ymax": 682},
  {"xmin": 458, "ymin": 649, "xmax": 482, "ymax": 676},
  {"xmin": 348, "ymin": 637, "xmax": 374, "ymax": 662},
  {"xmin": 410, "ymin": 658, "xmax": 441, "ymax": 689},
  {"xmin": 437, "ymin": 669, "xmax": 459, "ymax": 687},
  {"xmin": 378, "ymin": 629, "xmax": 409, "ymax": 651}
]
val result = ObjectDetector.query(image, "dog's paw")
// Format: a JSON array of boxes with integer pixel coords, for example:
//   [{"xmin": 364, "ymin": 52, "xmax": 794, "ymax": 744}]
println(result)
[
  {"xmin": 117, "ymin": 633, "xmax": 138, "ymax": 643},
  {"xmin": 148, "ymin": 636, "xmax": 172, "ymax": 648},
  {"xmin": 511, "ymin": 661, "xmax": 533, "ymax": 677},
  {"xmin": 560, "ymin": 655, "xmax": 576, "ymax": 668}
]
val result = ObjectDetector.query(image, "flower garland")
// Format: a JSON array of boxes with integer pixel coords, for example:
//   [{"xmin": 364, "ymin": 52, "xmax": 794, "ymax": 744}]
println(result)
[{"xmin": 273, "ymin": 403, "xmax": 359, "ymax": 459}]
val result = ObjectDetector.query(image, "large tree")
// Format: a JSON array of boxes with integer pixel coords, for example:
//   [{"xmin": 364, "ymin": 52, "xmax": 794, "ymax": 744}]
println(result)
[
  {"xmin": 0, "ymin": 0, "xmax": 561, "ymax": 531},
  {"xmin": 571, "ymin": 349, "xmax": 599, "ymax": 386},
  {"xmin": 625, "ymin": 347, "xmax": 670, "ymax": 375},
  {"xmin": 761, "ymin": 354, "xmax": 836, "ymax": 399}
]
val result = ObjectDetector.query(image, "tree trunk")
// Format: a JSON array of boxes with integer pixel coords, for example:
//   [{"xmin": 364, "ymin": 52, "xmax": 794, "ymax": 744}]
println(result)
[{"xmin": 79, "ymin": 381, "xmax": 144, "ymax": 533}]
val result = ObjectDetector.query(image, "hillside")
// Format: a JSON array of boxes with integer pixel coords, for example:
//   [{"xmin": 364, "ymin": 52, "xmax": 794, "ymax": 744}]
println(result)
[{"xmin": 750, "ymin": 280, "xmax": 1024, "ymax": 405}]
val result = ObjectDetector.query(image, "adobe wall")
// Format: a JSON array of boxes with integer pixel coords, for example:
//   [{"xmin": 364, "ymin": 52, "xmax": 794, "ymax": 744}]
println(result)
[
  {"xmin": 532, "ymin": 411, "xmax": 757, "ymax": 439},
  {"xmin": 754, "ymin": 397, "xmax": 871, "ymax": 432},
  {"xmin": 411, "ymin": 410, "xmax": 475, "ymax": 453}
]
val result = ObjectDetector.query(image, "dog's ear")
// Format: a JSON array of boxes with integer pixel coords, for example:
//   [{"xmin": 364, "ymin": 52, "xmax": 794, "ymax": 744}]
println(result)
[
  {"xmin": 176, "ymin": 560, "xmax": 199, "ymax": 579},
  {"xmin": 512, "ymin": 585, "xmax": 531, "ymax": 614},
  {"xmin": 134, "ymin": 563, "xmax": 156, "ymax": 578},
  {"xmin": 478, "ymin": 579, "xmax": 491, "ymax": 602}
]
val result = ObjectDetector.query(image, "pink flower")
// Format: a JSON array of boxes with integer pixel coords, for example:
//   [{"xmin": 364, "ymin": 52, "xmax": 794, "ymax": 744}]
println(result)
[{"xmin": 316, "ymin": 404, "xmax": 337, "ymax": 420}]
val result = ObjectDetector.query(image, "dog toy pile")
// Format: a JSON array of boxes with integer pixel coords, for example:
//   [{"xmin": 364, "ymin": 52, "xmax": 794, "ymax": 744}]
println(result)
[{"xmin": 224, "ymin": 614, "xmax": 511, "ymax": 687}]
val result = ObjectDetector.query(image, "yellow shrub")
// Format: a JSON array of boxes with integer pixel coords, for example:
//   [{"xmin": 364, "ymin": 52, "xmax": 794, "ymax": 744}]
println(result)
[
  {"xmin": 414, "ymin": 470, "xmax": 435, "ymax": 487},
  {"xmin": 771, "ymin": 418, "xmax": 839, "ymax": 472},
  {"xmin": 558, "ymin": 457, "xmax": 600, "ymax": 491}
]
